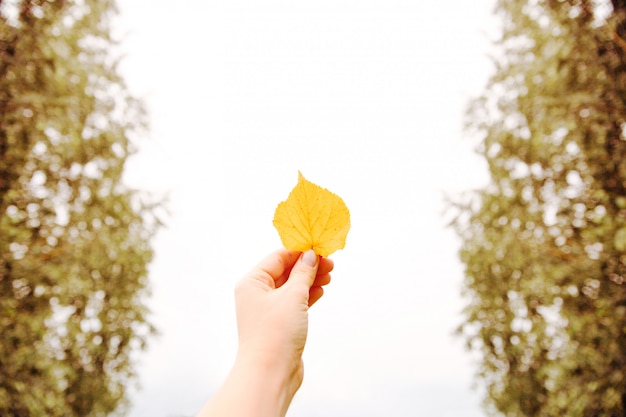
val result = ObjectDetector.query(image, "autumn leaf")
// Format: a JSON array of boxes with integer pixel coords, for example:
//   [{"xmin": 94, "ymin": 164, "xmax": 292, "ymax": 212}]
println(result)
[{"xmin": 273, "ymin": 172, "xmax": 350, "ymax": 257}]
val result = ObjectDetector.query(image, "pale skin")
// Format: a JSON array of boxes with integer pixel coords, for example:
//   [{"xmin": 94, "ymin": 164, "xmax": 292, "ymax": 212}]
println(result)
[{"xmin": 195, "ymin": 249, "xmax": 334, "ymax": 417}]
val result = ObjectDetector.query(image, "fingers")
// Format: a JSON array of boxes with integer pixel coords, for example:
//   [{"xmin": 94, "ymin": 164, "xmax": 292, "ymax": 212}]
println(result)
[
  {"xmin": 285, "ymin": 250, "xmax": 319, "ymax": 291},
  {"xmin": 318, "ymin": 257, "xmax": 334, "ymax": 276},
  {"xmin": 251, "ymin": 249, "xmax": 334, "ymax": 295},
  {"xmin": 312, "ymin": 272, "xmax": 331, "ymax": 287},
  {"xmin": 308, "ymin": 286, "xmax": 324, "ymax": 306},
  {"xmin": 252, "ymin": 249, "xmax": 298, "ymax": 288},
  {"xmin": 255, "ymin": 249, "xmax": 296, "ymax": 277}
]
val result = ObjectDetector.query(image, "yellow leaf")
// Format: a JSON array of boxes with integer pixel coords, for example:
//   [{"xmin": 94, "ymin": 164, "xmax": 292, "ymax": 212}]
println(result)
[{"xmin": 273, "ymin": 172, "xmax": 350, "ymax": 257}]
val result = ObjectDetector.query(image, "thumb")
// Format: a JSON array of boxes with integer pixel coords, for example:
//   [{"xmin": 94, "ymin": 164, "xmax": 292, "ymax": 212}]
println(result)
[{"xmin": 286, "ymin": 249, "xmax": 319, "ymax": 291}]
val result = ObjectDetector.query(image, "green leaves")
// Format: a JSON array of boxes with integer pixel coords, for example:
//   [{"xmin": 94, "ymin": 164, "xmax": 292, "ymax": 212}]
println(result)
[
  {"xmin": 614, "ymin": 227, "xmax": 626, "ymax": 252},
  {"xmin": 455, "ymin": 1, "xmax": 626, "ymax": 415},
  {"xmin": 0, "ymin": 2, "xmax": 159, "ymax": 416}
]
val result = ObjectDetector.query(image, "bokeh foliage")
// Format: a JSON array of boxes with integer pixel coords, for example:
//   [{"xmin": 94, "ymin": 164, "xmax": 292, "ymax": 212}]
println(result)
[
  {"xmin": 455, "ymin": 0, "xmax": 626, "ymax": 415},
  {"xmin": 1, "ymin": 0, "xmax": 159, "ymax": 415}
]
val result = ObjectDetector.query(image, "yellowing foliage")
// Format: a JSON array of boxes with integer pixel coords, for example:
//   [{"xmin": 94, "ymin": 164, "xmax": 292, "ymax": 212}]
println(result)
[{"xmin": 273, "ymin": 172, "xmax": 350, "ymax": 257}]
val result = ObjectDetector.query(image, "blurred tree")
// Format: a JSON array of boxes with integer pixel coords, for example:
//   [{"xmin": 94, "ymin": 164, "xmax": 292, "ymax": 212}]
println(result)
[
  {"xmin": 454, "ymin": 0, "xmax": 626, "ymax": 415},
  {"xmin": 0, "ymin": 1, "xmax": 159, "ymax": 416}
]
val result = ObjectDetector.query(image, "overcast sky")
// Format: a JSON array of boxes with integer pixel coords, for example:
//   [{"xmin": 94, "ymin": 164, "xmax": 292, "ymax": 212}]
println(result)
[{"xmin": 115, "ymin": 1, "xmax": 497, "ymax": 416}]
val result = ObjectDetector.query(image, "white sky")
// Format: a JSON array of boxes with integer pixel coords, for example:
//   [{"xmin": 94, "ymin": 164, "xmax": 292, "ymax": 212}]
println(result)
[{"xmin": 115, "ymin": 1, "xmax": 497, "ymax": 416}]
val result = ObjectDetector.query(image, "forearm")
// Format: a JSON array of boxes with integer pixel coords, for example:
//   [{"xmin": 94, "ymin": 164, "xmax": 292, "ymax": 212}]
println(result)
[{"xmin": 195, "ymin": 352, "xmax": 301, "ymax": 417}]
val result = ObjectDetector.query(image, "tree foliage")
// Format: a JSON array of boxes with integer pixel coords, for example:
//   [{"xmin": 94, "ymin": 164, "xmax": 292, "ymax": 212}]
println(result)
[
  {"xmin": 455, "ymin": 0, "xmax": 626, "ymax": 415},
  {"xmin": 0, "ymin": 1, "xmax": 158, "ymax": 415}
]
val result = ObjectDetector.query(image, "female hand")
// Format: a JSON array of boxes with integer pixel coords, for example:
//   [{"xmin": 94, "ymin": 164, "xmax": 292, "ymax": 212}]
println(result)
[
  {"xmin": 196, "ymin": 249, "xmax": 333, "ymax": 417},
  {"xmin": 235, "ymin": 249, "xmax": 333, "ymax": 380}
]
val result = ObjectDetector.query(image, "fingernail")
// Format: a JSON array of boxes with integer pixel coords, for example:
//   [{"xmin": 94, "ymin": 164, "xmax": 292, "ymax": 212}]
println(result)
[{"xmin": 302, "ymin": 250, "xmax": 318, "ymax": 267}]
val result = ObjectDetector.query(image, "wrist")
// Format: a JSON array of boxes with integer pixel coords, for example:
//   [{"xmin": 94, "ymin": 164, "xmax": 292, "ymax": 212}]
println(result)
[{"xmin": 232, "ymin": 349, "xmax": 303, "ymax": 416}]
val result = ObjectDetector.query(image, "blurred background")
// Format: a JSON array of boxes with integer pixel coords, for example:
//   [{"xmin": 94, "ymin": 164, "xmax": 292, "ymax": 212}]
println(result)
[
  {"xmin": 5, "ymin": 0, "xmax": 625, "ymax": 416},
  {"xmin": 114, "ymin": 1, "xmax": 495, "ymax": 416}
]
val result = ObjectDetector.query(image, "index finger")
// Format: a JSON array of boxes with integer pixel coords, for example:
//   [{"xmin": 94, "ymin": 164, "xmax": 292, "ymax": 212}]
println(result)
[
  {"xmin": 253, "ymin": 248, "xmax": 300, "ymax": 286},
  {"xmin": 254, "ymin": 249, "xmax": 335, "ymax": 289}
]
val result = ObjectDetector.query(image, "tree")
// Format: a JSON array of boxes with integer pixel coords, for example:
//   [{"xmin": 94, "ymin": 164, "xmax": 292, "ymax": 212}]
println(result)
[
  {"xmin": 454, "ymin": 0, "xmax": 626, "ymax": 415},
  {"xmin": 0, "ymin": 1, "xmax": 159, "ymax": 415}
]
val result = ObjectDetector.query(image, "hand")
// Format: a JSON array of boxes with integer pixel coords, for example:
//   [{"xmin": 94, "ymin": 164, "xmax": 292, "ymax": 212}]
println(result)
[
  {"xmin": 235, "ymin": 249, "xmax": 334, "ymax": 393},
  {"xmin": 196, "ymin": 249, "xmax": 333, "ymax": 417}
]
